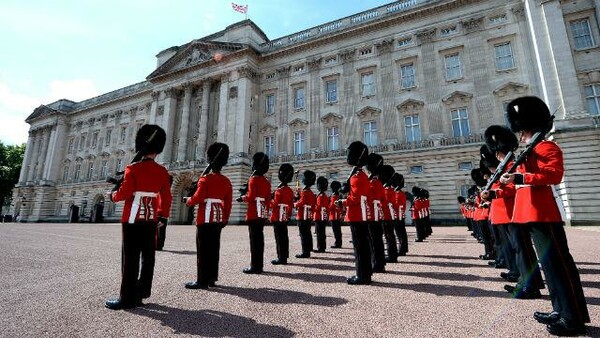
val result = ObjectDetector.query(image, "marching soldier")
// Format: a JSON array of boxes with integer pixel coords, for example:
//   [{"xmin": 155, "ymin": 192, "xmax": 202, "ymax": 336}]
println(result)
[
  {"xmin": 457, "ymin": 196, "xmax": 470, "ymax": 231},
  {"xmin": 471, "ymin": 168, "xmax": 494, "ymax": 260},
  {"xmin": 391, "ymin": 173, "xmax": 408, "ymax": 255},
  {"xmin": 295, "ymin": 170, "xmax": 316, "ymax": 258},
  {"xmin": 270, "ymin": 164, "xmax": 295, "ymax": 265},
  {"xmin": 156, "ymin": 174, "xmax": 173, "ymax": 251},
  {"xmin": 237, "ymin": 152, "xmax": 271, "ymax": 274},
  {"xmin": 501, "ymin": 96, "xmax": 589, "ymax": 335},
  {"xmin": 104, "ymin": 124, "xmax": 172, "ymax": 310},
  {"xmin": 328, "ymin": 181, "xmax": 343, "ymax": 248},
  {"xmin": 380, "ymin": 165, "xmax": 398, "ymax": 263},
  {"xmin": 314, "ymin": 176, "xmax": 329, "ymax": 253},
  {"xmin": 411, "ymin": 187, "xmax": 425, "ymax": 242},
  {"xmin": 183, "ymin": 142, "xmax": 232, "ymax": 289},
  {"xmin": 366, "ymin": 153, "xmax": 386, "ymax": 272}
]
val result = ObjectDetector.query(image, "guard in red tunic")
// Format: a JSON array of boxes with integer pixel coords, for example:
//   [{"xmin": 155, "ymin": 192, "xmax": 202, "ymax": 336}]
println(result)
[
  {"xmin": 471, "ymin": 168, "xmax": 494, "ymax": 260},
  {"xmin": 457, "ymin": 196, "xmax": 469, "ymax": 230},
  {"xmin": 105, "ymin": 124, "xmax": 172, "ymax": 310},
  {"xmin": 366, "ymin": 153, "xmax": 386, "ymax": 272},
  {"xmin": 238, "ymin": 152, "xmax": 271, "ymax": 274},
  {"xmin": 270, "ymin": 163, "xmax": 295, "ymax": 265},
  {"xmin": 337, "ymin": 141, "xmax": 372, "ymax": 285},
  {"xmin": 411, "ymin": 187, "xmax": 426, "ymax": 242},
  {"xmin": 183, "ymin": 142, "xmax": 232, "ymax": 289},
  {"xmin": 156, "ymin": 174, "xmax": 173, "ymax": 251},
  {"xmin": 380, "ymin": 165, "xmax": 398, "ymax": 263},
  {"xmin": 314, "ymin": 176, "xmax": 329, "ymax": 253},
  {"xmin": 392, "ymin": 173, "xmax": 408, "ymax": 255},
  {"xmin": 501, "ymin": 96, "xmax": 589, "ymax": 336},
  {"xmin": 294, "ymin": 170, "xmax": 316, "ymax": 258},
  {"xmin": 328, "ymin": 181, "xmax": 343, "ymax": 248}
]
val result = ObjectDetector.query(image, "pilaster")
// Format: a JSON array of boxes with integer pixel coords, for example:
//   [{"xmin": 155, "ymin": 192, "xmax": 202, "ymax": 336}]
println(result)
[
  {"xmin": 217, "ymin": 72, "xmax": 230, "ymax": 144},
  {"xmin": 18, "ymin": 131, "xmax": 35, "ymax": 184},
  {"xmin": 177, "ymin": 83, "xmax": 193, "ymax": 162},
  {"xmin": 197, "ymin": 80, "xmax": 212, "ymax": 158},
  {"xmin": 159, "ymin": 88, "xmax": 178, "ymax": 164}
]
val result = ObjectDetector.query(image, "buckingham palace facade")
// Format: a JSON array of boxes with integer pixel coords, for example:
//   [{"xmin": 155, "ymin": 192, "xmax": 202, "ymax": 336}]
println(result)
[{"xmin": 11, "ymin": 0, "xmax": 600, "ymax": 225}]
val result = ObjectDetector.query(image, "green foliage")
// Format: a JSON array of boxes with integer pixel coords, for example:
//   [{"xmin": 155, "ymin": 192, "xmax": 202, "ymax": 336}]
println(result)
[{"xmin": 0, "ymin": 141, "xmax": 26, "ymax": 208}]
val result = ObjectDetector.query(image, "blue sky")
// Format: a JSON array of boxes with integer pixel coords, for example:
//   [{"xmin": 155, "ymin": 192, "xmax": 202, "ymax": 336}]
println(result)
[{"xmin": 0, "ymin": 0, "xmax": 394, "ymax": 145}]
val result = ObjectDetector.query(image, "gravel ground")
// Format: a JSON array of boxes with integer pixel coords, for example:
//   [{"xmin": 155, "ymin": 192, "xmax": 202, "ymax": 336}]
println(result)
[{"xmin": 0, "ymin": 223, "xmax": 598, "ymax": 338}]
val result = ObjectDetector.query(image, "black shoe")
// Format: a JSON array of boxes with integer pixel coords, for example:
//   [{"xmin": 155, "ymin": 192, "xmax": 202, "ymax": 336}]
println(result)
[
  {"xmin": 315, "ymin": 249, "xmax": 325, "ymax": 253},
  {"xmin": 373, "ymin": 267, "xmax": 386, "ymax": 273},
  {"xmin": 271, "ymin": 259, "xmax": 287, "ymax": 265},
  {"xmin": 185, "ymin": 281, "xmax": 208, "ymax": 289},
  {"xmin": 514, "ymin": 288, "xmax": 541, "ymax": 299},
  {"xmin": 398, "ymin": 252, "xmax": 407, "ymax": 256},
  {"xmin": 295, "ymin": 253, "xmax": 310, "ymax": 259},
  {"xmin": 330, "ymin": 244, "xmax": 342, "ymax": 248},
  {"xmin": 346, "ymin": 275, "xmax": 371, "ymax": 285},
  {"xmin": 546, "ymin": 318, "xmax": 586, "ymax": 336},
  {"xmin": 385, "ymin": 257, "xmax": 398, "ymax": 263},
  {"xmin": 495, "ymin": 263, "xmax": 508, "ymax": 269},
  {"xmin": 500, "ymin": 272, "xmax": 519, "ymax": 283},
  {"xmin": 415, "ymin": 239, "xmax": 423, "ymax": 242},
  {"xmin": 488, "ymin": 261, "xmax": 497, "ymax": 267},
  {"xmin": 242, "ymin": 267, "xmax": 263, "ymax": 274},
  {"xmin": 156, "ymin": 247, "xmax": 163, "ymax": 251},
  {"xmin": 504, "ymin": 284, "xmax": 516, "ymax": 293},
  {"xmin": 105, "ymin": 298, "xmax": 137, "ymax": 310},
  {"xmin": 208, "ymin": 281, "xmax": 217, "ymax": 287},
  {"xmin": 534, "ymin": 311, "xmax": 560, "ymax": 325}
]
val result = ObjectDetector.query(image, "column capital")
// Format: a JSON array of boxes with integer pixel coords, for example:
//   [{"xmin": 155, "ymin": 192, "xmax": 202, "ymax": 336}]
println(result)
[
  {"xmin": 375, "ymin": 38, "xmax": 394, "ymax": 54},
  {"xmin": 338, "ymin": 49, "xmax": 356, "ymax": 62},
  {"xmin": 416, "ymin": 28, "xmax": 436, "ymax": 44},
  {"xmin": 151, "ymin": 91, "xmax": 160, "ymax": 100}
]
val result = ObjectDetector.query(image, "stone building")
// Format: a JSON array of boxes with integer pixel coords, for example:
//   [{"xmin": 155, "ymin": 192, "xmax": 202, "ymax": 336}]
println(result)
[{"xmin": 11, "ymin": 0, "xmax": 600, "ymax": 225}]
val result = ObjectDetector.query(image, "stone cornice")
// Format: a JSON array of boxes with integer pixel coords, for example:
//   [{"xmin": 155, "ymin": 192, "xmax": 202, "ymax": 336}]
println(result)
[
  {"xmin": 416, "ymin": 28, "xmax": 437, "ymax": 44},
  {"xmin": 356, "ymin": 106, "xmax": 382, "ymax": 119},
  {"xmin": 288, "ymin": 118, "xmax": 309, "ymax": 128},
  {"xmin": 307, "ymin": 57, "xmax": 322, "ymax": 71},
  {"xmin": 461, "ymin": 17, "xmax": 485, "ymax": 34},
  {"xmin": 320, "ymin": 113, "xmax": 344, "ymax": 124},
  {"xmin": 492, "ymin": 82, "xmax": 529, "ymax": 97},
  {"xmin": 375, "ymin": 38, "xmax": 394, "ymax": 54},
  {"xmin": 442, "ymin": 90, "xmax": 474, "ymax": 105},
  {"xmin": 397, "ymin": 99, "xmax": 425, "ymax": 113},
  {"xmin": 338, "ymin": 49, "xmax": 356, "ymax": 62},
  {"xmin": 259, "ymin": 124, "xmax": 278, "ymax": 134}
]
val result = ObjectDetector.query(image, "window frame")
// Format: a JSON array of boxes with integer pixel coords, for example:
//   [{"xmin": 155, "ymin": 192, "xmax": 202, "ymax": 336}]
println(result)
[
  {"xmin": 404, "ymin": 114, "xmax": 421, "ymax": 143},
  {"xmin": 363, "ymin": 120, "xmax": 378, "ymax": 147},
  {"xmin": 264, "ymin": 135, "xmax": 275, "ymax": 158},
  {"xmin": 293, "ymin": 130, "xmax": 305, "ymax": 155},
  {"xmin": 265, "ymin": 93, "xmax": 276, "ymax": 115},
  {"xmin": 325, "ymin": 79, "xmax": 338, "ymax": 103},
  {"xmin": 400, "ymin": 63, "xmax": 416, "ymax": 89},
  {"xmin": 585, "ymin": 84, "xmax": 600, "ymax": 116},
  {"xmin": 494, "ymin": 42, "xmax": 515, "ymax": 71},
  {"xmin": 361, "ymin": 72, "xmax": 375, "ymax": 97},
  {"xmin": 451, "ymin": 107, "xmax": 471, "ymax": 137},
  {"xmin": 293, "ymin": 86, "xmax": 305, "ymax": 110},
  {"xmin": 326, "ymin": 126, "xmax": 340, "ymax": 151},
  {"xmin": 570, "ymin": 18, "xmax": 595, "ymax": 50},
  {"xmin": 444, "ymin": 53, "xmax": 463, "ymax": 81}
]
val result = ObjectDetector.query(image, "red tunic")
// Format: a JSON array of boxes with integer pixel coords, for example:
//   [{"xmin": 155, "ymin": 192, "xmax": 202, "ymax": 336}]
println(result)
[
  {"xmin": 489, "ymin": 171, "xmax": 516, "ymax": 225},
  {"xmin": 412, "ymin": 198, "xmax": 422, "ymax": 220},
  {"xmin": 328, "ymin": 193, "xmax": 343, "ymax": 221},
  {"xmin": 186, "ymin": 172, "xmax": 232, "ymax": 225},
  {"xmin": 111, "ymin": 159, "xmax": 172, "ymax": 223},
  {"xmin": 242, "ymin": 175, "xmax": 271, "ymax": 221},
  {"xmin": 313, "ymin": 192, "xmax": 329, "ymax": 221},
  {"xmin": 270, "ymin": 185, "xmax": 294, "ymax": 222},
  {"xmin": 295, "ymin": 188, "xmax": 316, "ymax": 221},
  {"xmin": 512, "ymin": 140, "xmax": 564, "ymax": 223},
  {"xmin": 343, "ymin": 169, "xmax": 371, "ymax": 222},
  {"xmin": 472, "ymin": 195, "xmax": 485, "ymax": 222},
  {"xmin": 395, "ymin": 190, "xmax": 407, "ymax": 220},
  {"xmin": 370, "ymin": 178, "xmax": 387, "ymax": 221},
  {"xmin": 384, "ymin": 187, "xmax": 397, "ymax": 221}
]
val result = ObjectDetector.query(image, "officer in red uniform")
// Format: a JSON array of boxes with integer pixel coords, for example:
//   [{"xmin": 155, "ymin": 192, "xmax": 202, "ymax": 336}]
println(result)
[
  {"xmin": 183, "ymin": 142, "xmax": 232, "ymax": 289},
  {"xmin": 380, "ymin": 165, "xmax": 398, "ymax": 263},
  {"xmin": 294, "ymin": 170, "xmax": 316, "ymax": 258},
  {"xmin": 392, "ymin": 173, "xmax": 408, "ymax": 255},
  {"xmin": 238, "ymin": 152, "xmax": 271, "ymax": 274},
  {"xmin": 366, "ymin": 153, "xmax": 386, "ymax": 272},
  {"xmin": 314, "ymin": 176, "xmax": 329, "ymax": 253},
  {"xmin": 457, "ymin": 196, "xmax": 469, "ymax": 230},
  {"xmin": 328, "ymin": 181, "xmax": 343, "ymax": 248},
  {"xmin": 471, "ymin": 168, "xmax": 494, "ymax": 260},
  {"xmin": 337, "ymin": 141, "xmax": 372, "ymax": 285},
  {"xmin": 501, "ymin": 96, "xmax": 589, "ymax": 336},
  {"xmin": 411, "ymin": 187, "xmax": 425, "ymax": 242},
  {"xmin": 105, "ymin": 124, "xmax": 172, "ymax": 310},
  {"xmin": 270, "ymin": 163, "xmax": 295, "ymax": 265}
]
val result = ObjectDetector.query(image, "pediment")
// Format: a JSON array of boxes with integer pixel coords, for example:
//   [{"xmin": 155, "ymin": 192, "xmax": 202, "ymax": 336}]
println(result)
[
  {"xmin": 259, "ymin": 124, "xmax": 278, "ymax": 134},
  {"xmin": 397, "ymin": 99, "xmax": 425, "ymax": 113},
  {"xmin": 288, "ymin": 118, "xmax": 308, "ymax": 128},
  {"xmin": 147, "ymin": 41, "xmax": 246, "ymax": 80},
  {"xmin": 442, "ymin": 91, "xmax": 473, "ymax": 105},
  {"xmin": 25, "ymin": 105, "xmax": 60, "ymax": 123},
  {"xmin": 100, "ymin": 151, "xmax": 111, "ymax": 158},
  {"xmin": 492, "ymin": 82, "xmax": 529, "ymax": 97},
  {"xmin": 320, "ymin": 113, "xmax": 343, "ymax": 124},
  {"xmin": 356, "ymin": 106, "xmax": 382, "ymax": 119}
]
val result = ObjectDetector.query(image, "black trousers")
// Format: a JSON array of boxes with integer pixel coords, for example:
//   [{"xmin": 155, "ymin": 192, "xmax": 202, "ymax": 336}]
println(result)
[
  {"xmin": 466, "ymin": 218, "xmax": 473, "ymax": 231},
  {"xmin": 315, "ymin": 220, "xmax": 327, "ymax": 252},
  {"xmin": 247, "ymin": 219, "xmax": 265, "ymax": 271},
  {"xmin": 498, "ymin": 224, "xmax": 517, "ymax": 274},
  {"xmin": 120, "ymin": 221, "xmax": 157, "ymax": 303},
  {"xmin": 273, "ymin": 221, "xmax": 289, "ymax": 261},
  {"xmin": 479, "ymin": 220, "xmax": 494, "ymax": 258},
  {"xmin": 530, "ymin": 222, "xmax": 590, "ymax": 325},
  {"xmin": 491, "ymin": 225, "xmax": 504, "ymax": 263},
  {"xmin": 383, "ymin": 220, "xmax": 398, "ymax": 260},
  {"xmin": 349, "ymin": 222, "xmax": 372, "ymax": 281},
  {"xmin": 330, "ymin": 220, "xmax": 342, "ymax": 247},
  {"xmin": 156, "ymin": 223, "xmax": 167, "ymax": 249},
  {"xmin": 415, "ymin": 218, "xmax": 426, "ymax": 240},
  {"xmin": 195, "ymin": 223, "xmax": 223, "ymax": 286},
  {"xmin": 368, "ymin": 221, "xmax": 386, "ymax": 270},
  {"xmin": 507, "ymin": 223, "xmax": 544, "ymax": 290},
  {"xmin": 394, "ymin": 218, "xmax": 409, "ymax": 254},
  {"xmin": 297, "ymin": 220, "xmax": 313, "ymax": 256}
]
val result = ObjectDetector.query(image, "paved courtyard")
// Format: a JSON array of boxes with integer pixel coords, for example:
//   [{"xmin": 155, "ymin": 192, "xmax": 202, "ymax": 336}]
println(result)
[{"xmin": 1, "ymin": 223, "xmax": 598, "ymax": 337}]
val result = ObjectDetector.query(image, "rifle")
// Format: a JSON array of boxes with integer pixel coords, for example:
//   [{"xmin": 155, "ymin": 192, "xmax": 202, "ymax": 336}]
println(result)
[
  {"xmin": 483, "ymin": 150, "xmax": 513, "ymax": 191},
  {"xmin": 106, "ymin": 129, "xmax": 158, "ymax": 191}
]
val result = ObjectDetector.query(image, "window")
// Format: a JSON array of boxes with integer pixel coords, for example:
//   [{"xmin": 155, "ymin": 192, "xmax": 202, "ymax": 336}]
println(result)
[
  {"xmin": 363, "ymin": 121, "xmax": 377, "ymax": 146},
  {"xmin": 294, "ymin": 131, "xmax": 305, "ymax": 155},
  {"xmin": 459, "ymin": 184, "xmax": 470, "ymax": 197},
  {"xmin": 360, "ymin": 47, "xmax": 373, "ymax": 56},
  {"xmin": 440, "ymin": 26, "xmax": 457, "ymax": 36},
  {"xmin": 105, "ymin": 129, "xmax": 112, "ymax": 146},
  {"xmin": 100, "ymin": 160, "xmax": 109, "ymax": 178},
  {"xmin": 458, "ymin": 162, "xmax": 473, "ymax": 171},
  {"xmin": 265, "ymin": 94, "xmax": 276, "ymax": 115},
  {"xmin": 91, "ymin": 132, "xmax": 99, "ymax": 148},
  {"xmin": 489, "ymin": 15, "xmax": 507, "ymax": 24},
  {"xmin": 87, "ymin": 162, "xmax": 94, "ymax": 180},
  {"xmin": 120, "ymin": 126, "xmax": 127, "ymax": 143},
  {"xmin": 494, "ymin": 42, "xmax": 515, "ymax": 70},
  {"xmin": 404, "ymin": 115, "xmax": 421, "ymax": 143},
  {"xmin": 502, "ymin": 101, "xmax": 510, "ymax": 125},
  {"xmin": 400, "ymin": 63, "xmax": 416, "ymax": 89},
  {"xmin": 326, "ymin": 127, "xmax": 340, "ymax": 151},
  {"xmin": 585, "ymin": 84, "xmax": 600, "ymax": 116},
  {"xmin": 325, "ymin": 80, "xmax": 337, "ymax": 102},
  {"xmin": 293, "ymin": 87, "xmax": 305, "ymax": 109},
  {"xmin": 67, "ymin": 138, "xmax": 74, "ymax": 154},
  {"xmin": 79, "ymin": 134, "xmax": 86, "ymax": 151},
  {"xmin": 264, "ymin": 136, "xmax": 275, "ymax": 158},
  {"xmin": 294, "ymin": 65, "xmax": 305, "ymax": 73},
  {"xmin": 398, "ymin": 37, "xmax": 412, "ymax": 47},
  {"xmin": 62, "ymin": 166, "xmax": 69, "ymax": 182},
  {"xmin": 445, "ymin": 53, "xmax": 462, "ymax": 80},
  {"xmin": 74, "ymin": 164, "xmax": 81, "ymax": 180},
  {"xmin": 329, "ymin": 172, "xmax": 339, "ymax": 180},
  {"xmin": 265, "ymin": 72, "xmax": 276, "ymax": 79},
  {"xmin": 451, "ymin": 107, "xmax": 471, "ymax": 137},
  {"xmin": 324, "ymin": 56, "xmax": 337, "ymax": 65},
  {"xmin": 410, "ymin": 166, "xmax": 423, "ymax": 174},
  {"xmin": 570, "ymin": 19, "xmax": 594, "ymax": 49},
  {"xmin": 116, "ymin": 158, "xmax": 123, "ymax": 172},
  {"xmin": 361, "ymin": 72, "xmax": 375, "ymax": 96}
]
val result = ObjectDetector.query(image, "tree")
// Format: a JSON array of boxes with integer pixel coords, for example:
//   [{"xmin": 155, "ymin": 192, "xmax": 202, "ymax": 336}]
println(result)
[{"xmin": 0, "ymin": 141, "xmax": 26, "ymax": 210}]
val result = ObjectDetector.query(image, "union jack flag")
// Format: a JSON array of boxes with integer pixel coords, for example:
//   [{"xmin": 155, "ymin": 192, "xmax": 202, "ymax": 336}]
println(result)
[{"xmin": 231, "ymin": 2, "xmax": 248, "ymax": 14}]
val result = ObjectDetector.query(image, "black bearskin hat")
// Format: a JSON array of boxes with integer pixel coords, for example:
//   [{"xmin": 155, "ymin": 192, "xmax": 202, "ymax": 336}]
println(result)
[
  {"xmin": 478, "ymin": 159, "xmax": 492, "ymax": 177},
  {"xmin": 135, "ymin": 124, "xmax": 166, "ymax": 155},
  {"xmin": 412, "ymin": 186, "xmax": 421, "ymax": 196},
  {"xmin": 302, "ymin": 170, "xmax": 316, "ymax": 187},
  {"xmin": 330, "ymin": 181, "xmax": 341, "ymax": 193},
  {"xmin": 366, "ymin": 153, "xmax": 384, "ymax": 175},
  {"xmin": 484, "ymin": 125, "xmax": 518, "ymax": 155},
  {"xmin": 379, "ymin": 165, "xmax": 395, "ymax": 185},
  {"xmin": 457, "ymin": 196, "xmax": 466, "ymax": 203},
  {"xmin": 340, "ymin": 182, "xmax": 350, "ymax": 194},
  {"xmin": 471, "ymin": 168, "xmax": 486, "ymax": 187},
  {"xmin": 252, "ymin": 152, "xmax": 269, "ymax": 175},
  {"xmin": 278, "ymin": 163, "xmax": 294, "ymax": 184},
  {"xmin": 480, "ymin": 144, "xmax": 499, "ymax": 170},
  {"xmin": 316, "ymin": 176, "xmax": 328, "ymax": 192},
  {"xmin": 506, "ymin": 96, "xmax": 554, "ymax": 133},
  {"xmin": 346, "ymin": 141, "xmax": 369, "ymax": 166},
  {"xmin": 206, "ymin": 142, "xmax": 229, "ymax": 170},
  {"xmin": 423, "ymin": 189, "xmax": 429, "ymax": 199},
  {"xmin": 391, "ymin": 173, "xmax": 405, "ymax": 190}
]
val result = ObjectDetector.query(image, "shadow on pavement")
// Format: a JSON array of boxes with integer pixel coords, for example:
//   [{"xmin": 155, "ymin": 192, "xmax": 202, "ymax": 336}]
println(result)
[
  {"xmin": 581, "ymin": 280, "xmax": 600, "ymax": 289},
  {"xmin": 265, "ymin": 270, "xmax": 347, "ymax": 284},
  {"xmin": 133, "ymin": 304, "xmax": 295, "ymax": 337},
  {"xmin": 309, "ymin": 256, "xmax": 355, "ymax": 263},
  {"xmin": 402, "ymin": 260, "xmax": 486, "ymax": 269},
  {"xmin": 372, "ymin": 281, "xmax": 533, "ymax": 299},
  {"xmin": 290, "ymin": 262, "xmax": 354, "ymax": 272},
  {"xmin": 585, "ymin": 297, "xmax": 600, "ymax": 306},
  {"xmin": 211, "ymin": 286, "xmax": 347, "ymax": 307},
  {"xmin": 404, "ymin": 254, "xmax": 480, "ymax": 260},
  {"xmin": 160, "ymin": 249, "xmax": 196, "ymax": 255},
  {"xmin": 578, "ymin": 267, "xmax": 600, "ymax": 275},
  {"xmin": 387, "ymin": 270, "xmax": 503, "ymax": 283}
]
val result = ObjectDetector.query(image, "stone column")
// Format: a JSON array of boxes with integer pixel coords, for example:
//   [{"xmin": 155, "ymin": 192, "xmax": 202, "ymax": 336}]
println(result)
[
  {"xmin": 177, "ymin": 83, "xmax": 193, "ymax": 162},
  {"xmin": 216, "ymin": 72, "xmax": 230, "ymax": 143},
  {"xmin": 375, "ymin": 39, "xmax": 397, "ymax": 142},
  {"xmin": 276, "ymin": 66, "xmax": 291, "ymax": 153},
  {"xmin": 44, "ymin": 118, "xmax": 68, "ymax": 183},
  {"xmin": 148, "ymin": 91, "xmax": 159, "ymax": 124},
  {"xmin": 233, "ymin": 67, "xmax": 254, "ymax": 155},
  {"xmin": 18, "ymin": 131, "xmax": 35, "ymax": 184},
  {"xmin": 42, "ymin": 125, "xmax": 57, "ymax": 180},
  {"xmin": 36, "ymin": 129, "xmax": 50, "ymax": 180},
  {"xmin": 159, "ymin": 88, "xmax": 177, "ymax": 164},
  {"xmin": 197, "ymin": 80, "xmax": 212, "ymax": 158}
]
